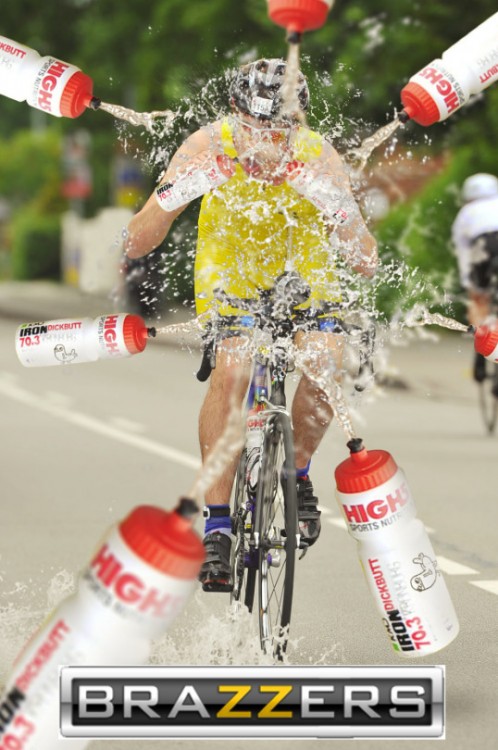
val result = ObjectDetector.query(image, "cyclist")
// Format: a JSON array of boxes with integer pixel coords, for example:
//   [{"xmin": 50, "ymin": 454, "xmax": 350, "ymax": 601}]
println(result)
[
  {"xmin": 452, "ymin": 172, "xmax": 498, "ymax": 382},
  {"xmin": 125, "ymin": 59, "xmax": 378, "ymax": 591}
]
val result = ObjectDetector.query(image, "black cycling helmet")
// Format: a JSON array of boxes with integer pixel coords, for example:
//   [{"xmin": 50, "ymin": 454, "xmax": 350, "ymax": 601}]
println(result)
[{"xmin": 229, "ymin": 58, "xmax": 309, "ymax": 123}]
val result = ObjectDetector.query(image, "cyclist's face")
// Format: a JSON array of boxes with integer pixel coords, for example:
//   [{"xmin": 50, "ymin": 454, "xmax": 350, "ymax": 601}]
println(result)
[{"xmin": 233, "ymin": 113, "xmax": 295, "ymax": 182}]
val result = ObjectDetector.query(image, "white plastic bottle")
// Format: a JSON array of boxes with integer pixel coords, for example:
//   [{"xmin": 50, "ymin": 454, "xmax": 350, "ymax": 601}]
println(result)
[
  {"xmin": 286, "ymin": 160, "xmax": 351, "ymax": 225},
  {"xmin": 335, "ymin": 439, "xmax": 459, "ymax": 657},
  {"xmin": 0, "ymin": 35, "xmax": 99, "ymax": 117},
  {"xmin": 0, "ymin": 499, "xmax": 205, "ymax": 749},
  {"xmin": 400, "ymin": 11, "xmax": 498, "ymax": 126},
  {"xmin": 245, "ymin": 404, "xmax": 265, "ymax": 494},
  {"xmin": 268, "ymin": 1, "xmax": 335, "ymax": 34},
  {"xmin": 155, "ymin": 154, "xmax": 235, "ymax": 212},
  {"xmin": 15, "ymin": 313, "xmax": 155, "ymax": 367}
]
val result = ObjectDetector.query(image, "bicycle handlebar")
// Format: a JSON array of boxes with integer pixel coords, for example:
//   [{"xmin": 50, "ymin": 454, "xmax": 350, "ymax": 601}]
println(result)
[{"xmin": 196, "ymin": 272, "xmax": 376, "ymax": 387}]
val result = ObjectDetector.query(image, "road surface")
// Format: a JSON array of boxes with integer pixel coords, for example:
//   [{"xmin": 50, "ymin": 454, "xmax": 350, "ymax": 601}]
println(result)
[{"xmin": 1, "ymin": 316, "xmax": 497, "ymax": 749}]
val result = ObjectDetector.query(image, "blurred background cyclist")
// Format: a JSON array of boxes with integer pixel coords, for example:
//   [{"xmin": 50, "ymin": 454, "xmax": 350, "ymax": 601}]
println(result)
[{"xmin": 452, "ymin": 172, "xmax": 498, "ymax": 381}]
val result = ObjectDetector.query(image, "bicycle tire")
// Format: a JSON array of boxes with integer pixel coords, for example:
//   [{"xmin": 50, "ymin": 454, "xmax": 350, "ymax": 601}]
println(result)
[
  {"xmin": 478, "ymin": 359, "xmax": 498, "ymax": 434},
  {"xmin": 230, "ymin": 454, "xmax": 257, "ymax": 611},
  {"xmin": 255, "ymin": 412, "xmax": 297, "ymax": 659}
]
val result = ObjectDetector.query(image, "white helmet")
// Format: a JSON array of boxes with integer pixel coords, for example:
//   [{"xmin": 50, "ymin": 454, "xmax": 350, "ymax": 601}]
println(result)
[{"xmin": 462, "ymin": 173, "xmax": 498, "ymax": 202}]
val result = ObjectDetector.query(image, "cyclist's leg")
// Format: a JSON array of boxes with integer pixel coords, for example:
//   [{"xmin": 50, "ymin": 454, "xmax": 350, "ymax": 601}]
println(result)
[
  {"xmin": 198, "ymin": 335, "xmax": 251, "ymax": 591},
  {"xmin": 292, "ymin": 329, "xmax": 344, "ymax": 467},
  {"xmin": 291, "ymin": 329, "xmax": 344, "ymax": 546},
  {"xmin": 199, "ymin": 336, "xmax": 251, "ymax": 505}
]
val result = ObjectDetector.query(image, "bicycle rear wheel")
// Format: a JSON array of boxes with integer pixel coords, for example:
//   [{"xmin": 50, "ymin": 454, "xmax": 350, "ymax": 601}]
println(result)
[
  {"xmin": 255, "ymin": 412, "xmax": 297, "ymax": 659},
  {"xmin": 478, "ymin": 358, "xmax": 498, "ymax": 434},
  {"xmin": 230, "ymin": 455, "xmax": 257, "ymax": 611}
]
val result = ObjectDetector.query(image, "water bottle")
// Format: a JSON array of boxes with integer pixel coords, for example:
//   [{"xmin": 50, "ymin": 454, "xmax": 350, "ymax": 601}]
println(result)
[
  {"xmin": 474, "ymin": 321, "xmax": 498, "ymax": 361},
  {"xmin": 400, "ymin": 11, "xmax": 498, "ymax": 126},
  {"xmin": 0, "ymin": 499, "xmax": 205, "ymax": 750},
  {"xmin": 268, "ymin": 0, "xmax": 335, "ymax": 34},
  {"xmin": 335, "ymin": 439, "xmax": 459, "ymax": 657},
  {"xmin": 15, "ymin": 313, "xmax": 155, "ymax": 368},
  {"xmin": 245, "ymin": 405, "xmax": 265, "ymax": 494},
  {"xmin": 155, "ymin": 154, "xmax": 235, "ymax": 212},
  {"xmin": 0, "ymin": 35, "xmax": 100, "ymax": 117},
  {"xmin": 286, "ymin": 160, "xmax": 350, "ymax": 224}
]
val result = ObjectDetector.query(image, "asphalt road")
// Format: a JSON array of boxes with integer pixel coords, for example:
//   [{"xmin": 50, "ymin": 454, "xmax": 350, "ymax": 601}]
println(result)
[{"xmin": 1, "ymin": 315, "xmax": 497, "ymax": 749}]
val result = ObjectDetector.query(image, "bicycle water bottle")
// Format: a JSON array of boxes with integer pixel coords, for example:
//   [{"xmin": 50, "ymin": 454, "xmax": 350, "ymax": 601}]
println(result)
[
  {"xmin": 335, "ymin": 439, "xmax": 459, "ymax": 657},
  {"xmin": 155, "ymin": 154, "xmax": 235, "ymax": 212},
  {"xmin": 400, "ymin": 11, "xmax": 498, "ymax": 126},
  {"xmin": 286, "ymin": 161, "xmax": 350, "ymax": 224},
  {"xmin": 245, "ymin": 405, "xmax": 265, "ymax": 494},
  {"xmin": 15, "ymin": 313, "xmax": 155, "ymax": 367},
  {"xmin": 474, "ymin": 322, "xmax": 498, "ymax": 361},
  {"xmin": 268, "ymin": 1, "xmax": 335, "ymax": 34},
  {"xmin": 0, "ymin": 35, "xmax": 100, "ymax": 117},
  {"xmin": 0, "ymin": 499, "xmax": 204, "ymax": 750}
]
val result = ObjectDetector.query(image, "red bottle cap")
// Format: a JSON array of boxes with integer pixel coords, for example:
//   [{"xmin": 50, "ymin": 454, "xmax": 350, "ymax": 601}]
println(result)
[
  {"xmin": 400, "ymin": 82, "xmax": 440, "ymax": 127},
  {"xmin": 335, "ymin": 444, "xmax": 398, "ymax": 493},
  {"xmin": 123, "ymin": 314, "xmax": 150, "ymax": 354},
  {"xmin": 474, "ymin": 324, "xmax": 498, "ymax": 358},
  {"xmin": 120, "ymin": 500, "xmax": 205, "ymax": 580},
  {"xmin": 268, "ymin": 0, "xmax": 331, "ymax": 33},
  {"xmin": 60, "ymin": 70, "xmax": 95, "ymax": 118}
]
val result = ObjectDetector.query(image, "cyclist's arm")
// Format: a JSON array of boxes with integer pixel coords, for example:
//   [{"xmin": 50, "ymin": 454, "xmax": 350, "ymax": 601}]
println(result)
[
  {"xmin": 316, "ymin": 141, "xmax": 378, "ymax": 278},
  {"xmin": 125, "ymin": 127, "xmax": 214, "ymax": 259}
]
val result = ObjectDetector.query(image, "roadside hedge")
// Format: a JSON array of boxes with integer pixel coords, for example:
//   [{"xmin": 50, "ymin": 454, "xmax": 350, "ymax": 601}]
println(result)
[{"xmin": 10, "ymin": 210, "xmax": 61, "ymax": 280}]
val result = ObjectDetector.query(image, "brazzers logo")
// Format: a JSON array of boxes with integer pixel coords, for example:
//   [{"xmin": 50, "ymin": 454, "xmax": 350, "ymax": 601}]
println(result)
[{"xmin": 60, "ymin": 666, "xmax": 445, "ymax": 739}]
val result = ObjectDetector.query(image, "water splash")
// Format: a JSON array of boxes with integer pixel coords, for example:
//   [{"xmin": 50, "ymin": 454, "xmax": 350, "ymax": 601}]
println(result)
[
  {"xmin": 0, "ymin": 570, "xmax": 75, "ymax": 683},
  {"xmin": 294, "ymin": 343, "xmax": 357, "ymax": 442},
  {"xmin": 281, "ymin": 42, "xmax": 306, "ymax": 124},
  {"xmin": 98, "ymin": 101, "xmax": 177, "ymax": 134},
  {"xmin": 345, "ymin": 117, "xmax": 402, "ymax": 175},
  {"xmin": 151, "ymin": 589, "xmax": 345, "ymax": 666},
  {"xmin": 403, "ymin": 304, "xmax": 469, "ymax": 333},
  {"xmin": 155, "ymin": 313, "xmax": 209, "ymax": 339}
]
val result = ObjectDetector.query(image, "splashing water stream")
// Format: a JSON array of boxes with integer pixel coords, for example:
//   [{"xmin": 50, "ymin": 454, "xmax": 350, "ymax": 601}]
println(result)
[
  {"xmin": 281, "ymin": 42, "xmax": 306, "ymax": 124},
  {"xmin": 403, "ymin": 306, "xmax": 470, "ymax": 333},
  {"xmin": 98, "ymin": 101, "xmax": 177, "ymax": 134},
  {"xmin": 345, "ymin": 118, "xmax": 402, "ymax": 175}
]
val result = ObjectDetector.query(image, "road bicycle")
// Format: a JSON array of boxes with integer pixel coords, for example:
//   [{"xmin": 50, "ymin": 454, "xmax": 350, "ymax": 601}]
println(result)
[
  {"xmin": 197, "ymin": 272, "xmax": 375, "ymax": 659},
  {"xmin": 473, "ymin": 250, "xmax": 498, "ymax": 434}
]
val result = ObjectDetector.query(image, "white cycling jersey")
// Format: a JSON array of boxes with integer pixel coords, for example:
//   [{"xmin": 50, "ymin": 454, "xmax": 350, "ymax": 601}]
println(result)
[{"xmin": 452, "ymin": 195, "xmax": 498, "ymax": 289}]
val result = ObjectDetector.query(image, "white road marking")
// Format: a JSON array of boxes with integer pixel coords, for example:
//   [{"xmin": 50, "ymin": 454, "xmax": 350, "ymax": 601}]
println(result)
[
  {"xmin": 108, "ymin": 416, "xmax": 146, "ymax": 433},
  {"xmin": 436, "ymin": 556, "xmax": 479, "ymax": 576},
  {"xmin": 469, "ymin": 580, "xmax": 498, "ymax": 596},
  {"xmin": 45, "ymin": 390, "xmax": 74, "ymax": 408},
  {"xmin": 0, "ymin": 375, "xmax": 200, "ymax": 471}
]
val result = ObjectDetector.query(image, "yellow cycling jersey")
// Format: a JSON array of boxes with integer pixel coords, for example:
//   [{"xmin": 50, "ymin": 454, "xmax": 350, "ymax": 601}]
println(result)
[{"xmin": 195, "ymin": 118, "xmax": 341, "ymax": 316}]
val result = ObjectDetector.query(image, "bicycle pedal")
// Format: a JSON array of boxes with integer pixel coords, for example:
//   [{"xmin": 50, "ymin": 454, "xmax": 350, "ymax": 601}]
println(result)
[
  {"xmin": 298, "ymin": 542, "xmax": 309, "ymax": 560},
  {"xmin": 201, "ymin": 578, "xmax": 234, "ymax": 593}
]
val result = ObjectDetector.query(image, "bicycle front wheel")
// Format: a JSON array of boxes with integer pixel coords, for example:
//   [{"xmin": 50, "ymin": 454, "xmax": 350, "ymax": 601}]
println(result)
[
  {"xmin": 478, "ymin": 358, "xmax": 498, "ymax": 434},
  {"xmin": 230, "ymin": 454, "xmax": 257, "ymax": 611},
  {"xmin": 255, "ymin": 412, "xmax": 298, "ymax": 659}
]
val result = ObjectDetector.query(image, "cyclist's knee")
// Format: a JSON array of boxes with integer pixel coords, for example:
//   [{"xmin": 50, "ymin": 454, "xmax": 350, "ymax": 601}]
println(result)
[{"xmin": 209, "ymin": 341, "xmax": 250, "ymax": 400}]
